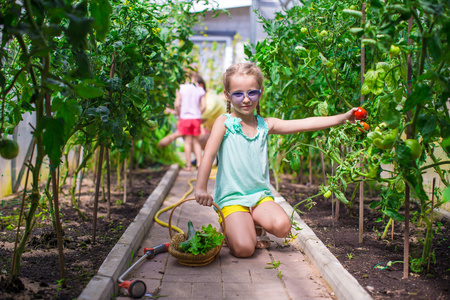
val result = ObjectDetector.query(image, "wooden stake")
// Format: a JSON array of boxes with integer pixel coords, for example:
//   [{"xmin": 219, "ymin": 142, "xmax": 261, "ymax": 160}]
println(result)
[
  {"xmin": 123, "ymin": 158, "xmax": 127, "ymax": 203},
  {"xmin": 403, "ymin": 16, "xmax": 414, "ymax": 279},
  {"xmin": 359, "ymin": 3, "xmax": 366, "ymax": 245},
  {"xmin": 106, "ymin": 147, "xmax": 111, "ymax": 221},
  {"xmin": 76, "ymin": 146, "xmax": 84, "ymax": 204},
  {"xmin": 331, "ymin": 159, "xmax": 335, "ymax": 247},
  {"xmin": 320, "ymin": 150, "xmax": 326, "ymax": 186},
  {"xmin": 129, "ymin": 140, "xmax": 134, "ymax": 188},
  {"xmin": 391, "ymin": 220, "xmax": 394, "ymax": 241},
  {"xmin": 427, "ymin": 178, "xmax": 436, "ymax": 272},
  {"xmin": 309, "ymin": 148, "xmax": 312, "ymax": 185},
  {"xmin": 92, "ymin": 144, "xmax": 105, "ymax": 244}
]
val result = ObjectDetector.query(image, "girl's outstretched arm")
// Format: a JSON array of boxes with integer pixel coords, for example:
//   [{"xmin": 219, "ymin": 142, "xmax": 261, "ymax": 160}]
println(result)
[
  {"xmin": 266, "ymin": 108, "xmax": 358, "ymax": 135},
  {"xmin": 195, "ymin": 115, "xmax": 227, "ymax": 206}
]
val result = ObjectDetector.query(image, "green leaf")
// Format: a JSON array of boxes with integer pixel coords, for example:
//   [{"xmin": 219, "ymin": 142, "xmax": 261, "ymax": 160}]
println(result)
[
  {"xmin": 343, "ymin": 9, "xmax": 363, "ymax": 18},
  {"xmin": 417, "ymin": 114, "xmax": 437, "ymax": 143},
  {"xmin": 270, "ymin": 62, "xmax": 280, "ymax": 85},
  {"xmin": 442, "ymin": 186, "xmax": 450, "ymax": 204},
  {"xmin": 404, "ymin": 83, "xmax": 431, "ymax": 111},
  {"xmin": 349, "ymin": 27, "xmax": 364, "ymax": 35},
  {"xmin": 98, "ymin": 106, "xmax": 110, "ymax": 123},
  {"xmin": 369, "ymin": 201, "xmax": 381, "ymax": 209},
  {"xmin": 441, "ymin": 137, "xmax": 450, "ymax": 153},
  {"xmin": 289, "ymin": 152, "xmax": 300, "ymax": 171},
  {"xmin": 74, "ymin": 83, "xmax": 103, "ymax": 99},
  {"xmin": 428, "ymin": 31, "xmax": 442, "ymax": 61},
  {"xmin": 53, "ymin": 97, "xmax": 80, "ymax": 139},
  {"xmin": 42, "ymin": 116, "xmax": 65, "ymax": 164},
  {"xmin": 90, "ymin": 0, "xmax": 112, "ymax": 41},
  {"xmin": 334, "ymin": 190, "xmax": 349, "ymax": 204},
  {"xmin": 384, "ymin": 208, "xmax": 405, "ymax": 221},
  {"xmin": 381, "ymin": 105, "xmax": 401, "ymax": 129}
]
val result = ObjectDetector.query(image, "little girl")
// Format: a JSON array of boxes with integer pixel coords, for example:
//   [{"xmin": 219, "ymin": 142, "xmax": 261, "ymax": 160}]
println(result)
[
  {"xmin": 175, "ymin": 70, "xmax": 206, "ymax": 171},
  {"xmin": 195, "ymin": 62, "xmax": 357, "ymax": 258}
]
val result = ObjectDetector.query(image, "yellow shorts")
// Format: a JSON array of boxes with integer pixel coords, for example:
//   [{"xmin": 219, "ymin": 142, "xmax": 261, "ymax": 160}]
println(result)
[{"xmin": 217, "ymin": 196, "xmax": 274, "ymax": 224}]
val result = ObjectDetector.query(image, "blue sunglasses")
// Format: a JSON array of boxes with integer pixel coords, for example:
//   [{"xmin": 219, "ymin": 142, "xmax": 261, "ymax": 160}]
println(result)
[{"xmin": 227, "ymin": 89, "xmax": 261, "ymax": 104}]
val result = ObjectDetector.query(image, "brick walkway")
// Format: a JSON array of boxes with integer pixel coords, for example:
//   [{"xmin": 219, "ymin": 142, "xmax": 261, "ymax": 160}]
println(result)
[{"xmin": 116, "ymin": 169, "xmax": 335, "ymax": 300}]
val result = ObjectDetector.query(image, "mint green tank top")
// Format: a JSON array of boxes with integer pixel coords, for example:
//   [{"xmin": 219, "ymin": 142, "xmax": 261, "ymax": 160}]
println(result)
[{"xmin": 213, "ymin": 114, "xmax": 273, "ymax": 209}]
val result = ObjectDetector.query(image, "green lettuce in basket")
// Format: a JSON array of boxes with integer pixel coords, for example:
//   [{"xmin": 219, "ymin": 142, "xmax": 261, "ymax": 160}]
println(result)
[{"xmin": 179, "ymin": 220, "xmax": 224, "ymax": 255}]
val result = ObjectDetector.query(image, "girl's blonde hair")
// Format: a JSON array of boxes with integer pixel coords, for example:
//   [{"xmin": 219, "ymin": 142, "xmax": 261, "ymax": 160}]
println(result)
[{"xmin": 223, "ymin": 62, "xmax": 263, "ymax": 115}]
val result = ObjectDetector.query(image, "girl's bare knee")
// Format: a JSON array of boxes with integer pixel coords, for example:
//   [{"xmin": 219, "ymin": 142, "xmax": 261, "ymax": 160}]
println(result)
[
  {"xmin": 231, "ymin": 245, "xmax": 255, "ymax": 258},
  {"xmin": 230, "ymin": 241, "xmax": 255, "ymax": 258},
  {"xmin": 273, "ymin": 218, "xmax": 291, "ymax": 238}
]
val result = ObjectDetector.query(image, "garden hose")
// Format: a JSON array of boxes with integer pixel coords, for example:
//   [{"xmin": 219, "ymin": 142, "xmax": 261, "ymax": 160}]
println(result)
[{"xmin": 154, "ymin": 167, "xmax": 217, "ymax": 234}]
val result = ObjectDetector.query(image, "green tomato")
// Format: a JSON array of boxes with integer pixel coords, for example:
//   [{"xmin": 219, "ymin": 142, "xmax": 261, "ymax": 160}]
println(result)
[
  {"xmin": 372, "ymin": 128, "xmax": 397, "ymax": 150},
  {"xmin": 320, "ymin": 30, "xmax": 328, "ymax": 37},
  {"xmin": 405, "ymin": 139, "xmax": 422, "ymax": 160},
  {"xmin": 0, "ymin": 139, "xmax": 19, "ymax": 160},
  {"xmin": 350, "ymin": 5, "xmax": 357, "ymax": 10},
  {"xmin": 326, "ymin": 60, "xmax": 333, "ymax": 68},
  {"xmin": 389, "ymin": 45, "xmax": 400, "ymax": 57},
  {"xmin": 332, "ymin": 68, "xmax": 338, "ymax": 75},
  {"xmin": 324, "ymin": 190, "xmax": 332, "ymax": 199},
  {"xmin": 301, "ymin": 27, "xmax": 308, "ymax": 34}
]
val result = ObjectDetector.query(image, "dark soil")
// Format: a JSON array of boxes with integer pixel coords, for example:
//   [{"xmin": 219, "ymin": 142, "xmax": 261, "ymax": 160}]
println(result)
[
  {"xmin": 0, "ymin": 165, "xmax": 169, "ymax": 300},
  {"xmin": 272, "ymin": 173, "xmax": 450, "ymax": 300}
]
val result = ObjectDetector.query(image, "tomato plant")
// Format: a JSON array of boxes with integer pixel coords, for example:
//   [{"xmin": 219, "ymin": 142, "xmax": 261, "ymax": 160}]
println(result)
[
  {"xmin": 0, "ymin": 0, "xmax": 214, "ymax": 284},
  {"xmin": 249, "ymin": 0, "xmax": 450, "ymax": 272}
]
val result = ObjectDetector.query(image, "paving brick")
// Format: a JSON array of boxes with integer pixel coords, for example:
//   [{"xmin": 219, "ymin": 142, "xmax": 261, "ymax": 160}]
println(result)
[
  {"xmin": 192, "ymin": 282, "xmax": 223, "ymax": 299},
  {"xmin": 223, "ymin": 282, "xmax": 289, "ymax": 300},
  {"xmin": 159, "ymin": 281, "xmax": 192, "ymax": 299},
  {"xmin": 145, "ymin": 222, "xmax": 170, "ymax": 238},
  {"xmin": 221, "ymin": 268, "xmax": 252, "ymax": 283},
  {"xmin": 283, "ymin": 277, "xmax": 331, "ymax": 299},
  {"xmin": 219, "ymin": 249, "xmax": 271, "ymax": 270},
  {"xmin": 249, "ymin": 268, "xmax": 282, "ymax": 283},
  {"xmin": 163, "ymin": 273, "xmax": 221, "ymax": 283},
  {"xmin": 127, "ymin": 254, "xmax": 168, "ymax": 280},
  {"xmin": 270, "ymin": 245, "xmax": 309, "ymax": 263},
  {"xmin": 277, "ymin": 260, "xmax": 318, "ymax": 279}
]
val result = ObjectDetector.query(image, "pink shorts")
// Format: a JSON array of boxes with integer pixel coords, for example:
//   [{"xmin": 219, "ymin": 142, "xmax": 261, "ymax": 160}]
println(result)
[{"xmin": 177, "ymin": 118, "xmax": 202, "ymax": 136}]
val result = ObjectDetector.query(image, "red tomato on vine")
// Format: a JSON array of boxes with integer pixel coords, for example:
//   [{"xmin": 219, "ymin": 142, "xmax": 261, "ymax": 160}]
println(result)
[
  {"xmin": 354, "ymin": 107, "xmax": 367, "ymax": 120},
  {"xmin": 358, "ymin": 121, "xmax": 370, "ymax": 132}
]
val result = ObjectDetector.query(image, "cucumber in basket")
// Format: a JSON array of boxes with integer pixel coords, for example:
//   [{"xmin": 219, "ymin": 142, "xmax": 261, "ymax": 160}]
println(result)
[{"xmin": 178, "ymin": 220, "xmax": 224, "ymax": 255}]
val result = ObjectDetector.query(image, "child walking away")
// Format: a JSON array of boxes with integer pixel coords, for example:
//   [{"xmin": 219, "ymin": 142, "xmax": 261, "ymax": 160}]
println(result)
[
  {"xmin": 194, "ymin": 62, "xmax": 358, "ymax": 258},
  {"xmin": 175, "ymin": 69, "xmax": 207, "ymax": 171}
]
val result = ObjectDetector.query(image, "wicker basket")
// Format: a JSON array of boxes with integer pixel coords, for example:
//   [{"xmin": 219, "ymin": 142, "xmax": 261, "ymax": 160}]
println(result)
[{"xmin": 168, "ymin": 198, "xmax": 226, "ymax": 267}]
